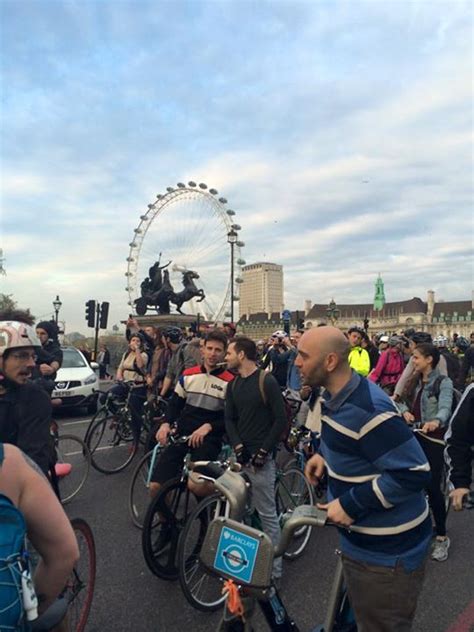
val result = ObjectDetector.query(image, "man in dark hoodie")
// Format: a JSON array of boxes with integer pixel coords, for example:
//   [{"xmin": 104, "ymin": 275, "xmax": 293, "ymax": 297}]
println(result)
[{"xmin": 34, "ymin": 320, "xmax": 63, "ymax": 395}]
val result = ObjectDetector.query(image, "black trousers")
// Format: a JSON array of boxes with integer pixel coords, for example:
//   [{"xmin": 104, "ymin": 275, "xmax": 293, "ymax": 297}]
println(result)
[{"xmin": 416, "ymin": 434, "xmax": 446, "ymax": 536}]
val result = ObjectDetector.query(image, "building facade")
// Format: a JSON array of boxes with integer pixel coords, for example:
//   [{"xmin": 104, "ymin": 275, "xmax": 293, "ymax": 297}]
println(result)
[
  {"xmin": 239, "ymin": 262, "xmax": 284, "ymax": 316},
  {"xmin": 237, "ymin": 290, "xmax": 474, "ymax": 341}
]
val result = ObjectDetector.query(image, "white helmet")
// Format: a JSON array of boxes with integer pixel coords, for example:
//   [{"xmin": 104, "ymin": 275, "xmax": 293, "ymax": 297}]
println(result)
[
  {"xmin": 0, "ymin": 321, "xmax": 41, "ymax": 357},
  {"xmin": 272, "ymin": 330, "xmax": 286, "ymax": 339}
]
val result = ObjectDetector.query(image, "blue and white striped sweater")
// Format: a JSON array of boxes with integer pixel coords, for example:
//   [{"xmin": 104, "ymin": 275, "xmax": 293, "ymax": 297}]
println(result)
[{"xmin": 321, "ymin": 372, "xmax": 432, "ymax": 569}]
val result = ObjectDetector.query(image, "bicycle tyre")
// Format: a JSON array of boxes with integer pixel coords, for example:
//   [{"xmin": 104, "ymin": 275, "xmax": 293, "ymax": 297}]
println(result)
[
  {"xmin": 441, "ymin": 464, "xmax": 451, "ymax": 514},
  {"xmin": 86, "ymin": 414, "xmax": 137, "ymax": 474},
  {"xmin": 84, "ymin": 406, "xmax": 109, "ymax": 449},
  {"xmin": 177, "ymin": 493, "xmax": 227, "ymax": 611},
  {"xmin": 276, "ymin": 467, "xmax": 314, "ymax": 560},
  {"xmin": 142, "ymin": 477, "xmax": 198, "ymax": 580},
  {"xmin": 67, "ymin": 518, "xmax": 96, "ymax": 632},
  {"xmin": 128, "ymin": 448, "xmax": 164, "ymax": 529},
  {"xmin": 55, "ymin": 434, "xmax": 91, "ymax": 504}
]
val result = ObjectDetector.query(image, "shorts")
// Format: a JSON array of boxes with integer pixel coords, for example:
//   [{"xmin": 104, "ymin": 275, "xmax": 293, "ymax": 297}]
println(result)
[{"xmin": 151, "ymin": 437, "xmax": 222, "ymax": 485}]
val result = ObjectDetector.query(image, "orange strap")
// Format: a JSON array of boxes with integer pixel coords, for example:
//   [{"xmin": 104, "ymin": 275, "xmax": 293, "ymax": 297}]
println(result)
[{"xmin": 222, "ymin": 579, "xmax": 245, "ymax": 621}]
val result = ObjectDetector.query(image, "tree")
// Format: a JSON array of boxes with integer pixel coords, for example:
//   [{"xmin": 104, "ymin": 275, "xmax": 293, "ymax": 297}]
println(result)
[{"xmin": 0, "ymin": 294, "xmax": 16, "ymax": 312}]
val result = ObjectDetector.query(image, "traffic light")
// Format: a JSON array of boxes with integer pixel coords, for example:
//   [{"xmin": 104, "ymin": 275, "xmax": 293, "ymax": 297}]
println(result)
[
  {"xmin": 298, "ymin": 318, "xmax": 305, "ymax": 329},
  {"xmin": 363, "ymin": 317, "xmax": 370, "ymax": 332},
  {"xmin": 99, "ymin": 301, "xmax": 109, "ymax": 329},
  {"xmin": 85, "ymin": 300, "xmax": 96, "ymax": 328}
]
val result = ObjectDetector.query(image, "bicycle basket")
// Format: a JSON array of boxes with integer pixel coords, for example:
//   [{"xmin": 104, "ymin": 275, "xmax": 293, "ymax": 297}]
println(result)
[{"xmin": 199, "ymin": 517, "xmax": 274, "ymax": 589}]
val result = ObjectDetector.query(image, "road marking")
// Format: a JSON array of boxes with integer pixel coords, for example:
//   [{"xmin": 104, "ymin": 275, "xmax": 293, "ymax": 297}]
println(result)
[
  {"xmin": 61, "ymin": 419, "xmax": 91, "ymax": 426},
  {"xmin": 446, "ymin": 599, "xmax": 474, "ymax": 632}
]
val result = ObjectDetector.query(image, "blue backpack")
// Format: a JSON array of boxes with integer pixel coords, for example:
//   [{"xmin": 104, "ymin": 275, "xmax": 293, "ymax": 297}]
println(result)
[{"xmin": 0, "ymin": 443, "xmax": 31, "ymax": 631}]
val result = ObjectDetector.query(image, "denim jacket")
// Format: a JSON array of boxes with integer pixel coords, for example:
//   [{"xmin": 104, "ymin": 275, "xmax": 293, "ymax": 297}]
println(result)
[{"xmin": 398, "ymin": 368, "xmax": 453, "ymax": 427}]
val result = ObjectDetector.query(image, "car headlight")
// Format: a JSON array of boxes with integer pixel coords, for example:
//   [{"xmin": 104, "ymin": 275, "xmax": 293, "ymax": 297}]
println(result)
[{"xmin": 83, "ymin": 374, "xmax": 97, "ymax": 385}]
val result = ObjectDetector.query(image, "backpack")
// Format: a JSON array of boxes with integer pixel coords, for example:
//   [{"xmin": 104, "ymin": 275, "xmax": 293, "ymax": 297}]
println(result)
[
  {"xmin": 232, "ymin": 370, "xmax": 293, "ymax": 443},
  {"xmin": 0, "ymin": 444, "xmax": 32, "ymax": 630},
  {"xmin": 429, "ymin": 375, "xmax": 463, "ymax": 417},
  {"xmin": 440, "ymin": 349, "xmax": 462, "ymax": 389}
]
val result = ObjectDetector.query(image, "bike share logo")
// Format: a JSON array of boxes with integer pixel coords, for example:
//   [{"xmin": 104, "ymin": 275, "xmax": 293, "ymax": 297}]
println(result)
[{"xmin": 214, "ymin": 527, "xmax": 260, "ymax": 584}]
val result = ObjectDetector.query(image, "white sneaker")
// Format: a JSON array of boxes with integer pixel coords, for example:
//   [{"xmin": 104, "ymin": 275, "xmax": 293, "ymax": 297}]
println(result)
[{"xmin": 431, "ymin": 537, "xmax": 450, "ymax": 562}]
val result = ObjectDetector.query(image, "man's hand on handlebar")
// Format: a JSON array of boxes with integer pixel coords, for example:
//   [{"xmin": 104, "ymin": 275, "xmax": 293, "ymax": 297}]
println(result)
[
  {"xmin": 317, "ymin": 498, "xmax": 354, "ymax": 527},
  {"xmin": 305, "ymin": 453, "xmax": 326, "ymax": 485},
  {"xmin": 156, "ymin": 422, "xmax": 171, "ymax": 445},
  {"xmin": 234, "ymin": 444, "xmax": 252, "ymax": 466}
]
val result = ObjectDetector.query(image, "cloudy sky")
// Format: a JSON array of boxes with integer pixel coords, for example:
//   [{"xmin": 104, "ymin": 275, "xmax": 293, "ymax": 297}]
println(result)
[{"xmin": 1, "ymin": 0, "xmax": 472, "ymax": 333}]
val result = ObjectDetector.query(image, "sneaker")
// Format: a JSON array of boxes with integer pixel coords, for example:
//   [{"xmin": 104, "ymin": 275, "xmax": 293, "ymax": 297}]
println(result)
[{"xmin": 431, "ymin": 537, "xmax": 450, "ymax": 562}]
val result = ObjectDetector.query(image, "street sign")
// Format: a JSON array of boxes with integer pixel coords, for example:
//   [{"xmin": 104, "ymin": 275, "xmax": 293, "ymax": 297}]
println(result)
[
  {"xmin": 214, "ymin": 526, "xmax": 260, "ymax": 584},
  {"xmin": 282, "ymin": 309, "xmax": 291, "ymax": 321}
]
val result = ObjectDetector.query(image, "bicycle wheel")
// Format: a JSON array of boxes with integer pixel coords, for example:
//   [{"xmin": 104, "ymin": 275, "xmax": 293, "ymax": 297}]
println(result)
[
  {"xmin": 86, "ymin": 414, "xmax": 137, "ymax": 474},
  {"xmin": 142, "ymin": 477, "xmax": 199, "ymax": 580},
  {"xmin": 276, "ymin": 467, "xmax": 314, "ymax": 560},
  {"xmin": 177, "ymin": 493, "xmax": 228, "ymax": 611},
  {"xmin": 441, "ymin": 463, "xmax": 451, "ymax": 514},
  {"xmin": 55, "ymin": 434, "xmax": 91, "ymax": 504},
  {"xmin": 128, "ymin": 447, "xmax": 164, "ymax": 529},
  {"xmin": 66, "ymin": 518, "xmax": 96, "ymax": 632}
]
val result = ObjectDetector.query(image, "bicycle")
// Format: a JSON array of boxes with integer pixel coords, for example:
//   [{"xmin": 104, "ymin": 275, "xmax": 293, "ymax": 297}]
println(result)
[
  {"xmin": 85, "ymin": 381, "xmax": 150, "ymax": 474},
  {"xmin": 176, "ymin": 458, "xmax": 314, "ymax": 613},
  {"xmin": 141, "ymin": 441, "xmax": 232, "ymax": 581},
  {"xmin": 128, "ymin": 432, "xmax": 187, "ymax": 529},
  {"xmin": 29, "ymin": 518, "xmax": 96, "ymax": 632},
  {"xmin": 197, "ymin": 468, "xmax": 357, "ymax": 631},
  {"xmin": 50, "ymin": 421, "xmax": 91, "ymax": 505}
]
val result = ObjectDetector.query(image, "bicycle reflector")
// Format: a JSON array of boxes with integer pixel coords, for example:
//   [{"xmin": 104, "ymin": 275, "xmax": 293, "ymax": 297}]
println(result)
[{"xmin": 200, "ymin": 517, "xmax": 274, "ymax": 590}]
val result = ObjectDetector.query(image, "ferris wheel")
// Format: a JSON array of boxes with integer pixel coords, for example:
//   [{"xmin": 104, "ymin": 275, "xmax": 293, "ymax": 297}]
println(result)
[{"xmin": 125, "ymin": 182, "xmax": 245, "ymax": 322}]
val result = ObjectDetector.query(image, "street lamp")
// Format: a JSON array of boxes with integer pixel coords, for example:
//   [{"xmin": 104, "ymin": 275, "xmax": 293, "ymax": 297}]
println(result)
[
  {"xmin": 326, "ymin": 299, "xmax": 340, "ymax": 325},
  {"xmin": 227, "ymin": 229, "xmax": 238, "ymax": 323},
  {"xmin": 52, "ymin": 295, "xmax": 62, "ymax": 324}
]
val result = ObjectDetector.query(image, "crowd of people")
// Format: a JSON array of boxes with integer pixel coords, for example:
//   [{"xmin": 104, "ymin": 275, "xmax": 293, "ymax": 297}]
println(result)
[{"xmin": 0, "ymin": 306, "xmax": 473, "ymax": 631}]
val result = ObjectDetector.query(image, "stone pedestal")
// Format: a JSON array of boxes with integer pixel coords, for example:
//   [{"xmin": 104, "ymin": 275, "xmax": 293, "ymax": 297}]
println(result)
[{"xmin": 122, "ymin": 313, "xmax": 211, "ymax": 331}]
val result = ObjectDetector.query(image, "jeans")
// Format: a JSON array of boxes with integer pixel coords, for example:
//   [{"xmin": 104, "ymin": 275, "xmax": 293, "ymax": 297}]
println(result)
[
  {"xmin": 342, "ymin": 555, "xmax": 426, "ymax": 632},
  {"xmin": 243, "ymin": 459, "xmax": 282, "ymax": 578}
]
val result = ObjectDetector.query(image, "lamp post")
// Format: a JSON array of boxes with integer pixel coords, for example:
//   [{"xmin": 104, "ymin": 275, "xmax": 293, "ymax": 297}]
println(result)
[
  {"xmin": 326, "ymin": 299, "xmax": 340, "ymax": 326},
  {"xmin": 52, "ymin": 295, "xmax": 62, "ymax": 325},
  {"xmin": 227, "ymin": 229, "xmax": 238, "ymax": 323}
]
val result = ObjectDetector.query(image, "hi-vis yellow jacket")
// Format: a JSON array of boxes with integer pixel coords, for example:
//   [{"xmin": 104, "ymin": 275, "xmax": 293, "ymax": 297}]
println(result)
[{"xmin": 348, "ymin": 346, "xmax": 371, "ymax": 377}]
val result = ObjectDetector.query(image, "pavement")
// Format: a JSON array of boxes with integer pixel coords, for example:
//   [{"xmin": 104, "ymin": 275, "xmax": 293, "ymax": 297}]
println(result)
[{"xmin": 56, "ymin": 405, "xmax": 474, "ymax": 632}]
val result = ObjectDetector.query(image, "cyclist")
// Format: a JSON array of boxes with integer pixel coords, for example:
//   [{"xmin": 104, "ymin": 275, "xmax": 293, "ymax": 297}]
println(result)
[
  {"xmin": 111, "ymin": 333, "xmax": 148, "ymax": 445},
  {"xmin": 0, "ymin": 442, "xmax": 79, "ymax": 627},
  {"xmin": 299, "ymin": 326, "xmax": 431, "ymax": 632},
  {"xmin": 397, "ymin": 343, "xmax": 453, "ymax": 561},
  {"xmin": 152, "ymin": 331, "xmax": 233, "ymax": 503},
  {"xmin": 34, "ymin": 320, "xmax": 63, "ymax": 395},
  {"xmin": 368, "ymin": 335, "xmax": 405, "ymax": 395},
  {"xmin": 0, "ymin": 313, "xmax": 54, "ymax": 476},
  {"xmin": 159, "ymin": 326, "xmax": 201, "ymax": 398},
  {"xmin": 225, "ymin": 336, "xmax": 288, "ymax": 583},
  {"xmin": 261, "ymin": 330, "xmax": 291, "ymax": 389},
  {"xmin": 445, "ymin": 383, "xmax": 474, "ymax": 510},
  {"xmin": 459, "ymin": 334, "xmax": 474, "ymax": 388},
  {"xmin": 393, "ymin": 331, "xmax": 448, "ymax": 401},
  {"xmin": 347, "ymin": 327, "xmax": 370, "ymax": 376}
]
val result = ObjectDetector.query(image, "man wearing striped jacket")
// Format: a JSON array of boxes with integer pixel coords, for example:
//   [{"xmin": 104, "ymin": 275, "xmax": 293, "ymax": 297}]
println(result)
[{"xmin": 298, "ymin": 326, "xmax": 431, "ymax": 632}]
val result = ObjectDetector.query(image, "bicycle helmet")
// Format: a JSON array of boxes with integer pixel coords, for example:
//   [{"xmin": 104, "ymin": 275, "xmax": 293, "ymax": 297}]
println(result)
[
  {"xmin": 388, "ymin": 336, "xmax": 402, "ymax": 347},
  {"xmin": 434, "ymin": 335, "xmax": 448, "ymax": 348},
  {"xmin": 410, "ymin": 331, "xmax": 432, "ymax": 345},
  {"xmin": 272, "ymin": 330, "xmax": 286, "ymax": 339},
  {"xmin": 162, "ymin": 326, "xmax": 183, "ymax": 344},
  {"xmin": 379, "ymin": 335, "xmax": 389, "ymax": 343},
  {"xmin": 348, "ymin": 326, "xmax": 365, "ymax": 335},
  {"xmin": 0, "ymin": 321, "xmax": 41, "ymax": 357},
  {"xmin": 455, "ymin": 336, "xmax": 469, "ymax": 352}
]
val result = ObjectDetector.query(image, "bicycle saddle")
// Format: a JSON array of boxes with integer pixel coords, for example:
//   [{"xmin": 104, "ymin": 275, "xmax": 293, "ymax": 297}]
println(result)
[{"xmin": 192, "ymin": 461, "xmax": 225, "ymax": 481}]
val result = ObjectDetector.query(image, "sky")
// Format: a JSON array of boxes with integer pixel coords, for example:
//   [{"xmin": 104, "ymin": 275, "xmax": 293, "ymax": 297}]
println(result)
[{"xmin": 1, "ymin": 0, "xmax": 472, "ymax": 334}]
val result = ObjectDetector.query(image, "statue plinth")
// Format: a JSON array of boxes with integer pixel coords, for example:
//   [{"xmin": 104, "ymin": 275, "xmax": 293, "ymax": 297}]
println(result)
[{"xmin": 122, "ymin": 314, "xmax": 208, "ymax": 330}]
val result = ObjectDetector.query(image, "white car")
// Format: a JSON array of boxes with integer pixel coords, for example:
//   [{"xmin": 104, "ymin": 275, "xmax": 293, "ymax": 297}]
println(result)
[{"xmin": 52, "ymin": 347, "xmax": 99, "ymax": 414}]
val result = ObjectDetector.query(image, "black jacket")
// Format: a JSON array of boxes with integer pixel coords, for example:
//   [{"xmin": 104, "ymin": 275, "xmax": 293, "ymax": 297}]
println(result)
[
  {"xmin": 445, "ymin": 384, "xmax": 474, "ymax": 490},
  {"xmin": 0, "ymin": 382, "xmax": 53, "ymax": 476}
]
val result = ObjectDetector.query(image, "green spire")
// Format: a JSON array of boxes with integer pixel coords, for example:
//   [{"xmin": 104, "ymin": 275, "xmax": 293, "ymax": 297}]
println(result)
[{"xmin": 374, "ymin": 274, "xmax": 385, "ymax": 311}]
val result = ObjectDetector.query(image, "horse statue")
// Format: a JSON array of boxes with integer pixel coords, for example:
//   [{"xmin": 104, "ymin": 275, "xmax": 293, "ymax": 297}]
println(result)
[{"xmin": 169, "ymin": 270, "xmax": 205, "ymax": 314}]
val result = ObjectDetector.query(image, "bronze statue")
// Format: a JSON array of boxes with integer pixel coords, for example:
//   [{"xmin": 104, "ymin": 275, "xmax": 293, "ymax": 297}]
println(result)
[{"xmin": 134, "ymin": 263, "xmax": 205, "ymax": 316}]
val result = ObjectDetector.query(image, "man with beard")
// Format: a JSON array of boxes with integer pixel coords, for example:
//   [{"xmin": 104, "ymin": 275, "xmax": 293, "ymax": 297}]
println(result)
[
  {"xmin": 0, "ymin": 313, "xmax": 53, "ymax": 476},
  {"xmin": 297, "ymin": 326, "xmax": 431, "ymax": 632}
]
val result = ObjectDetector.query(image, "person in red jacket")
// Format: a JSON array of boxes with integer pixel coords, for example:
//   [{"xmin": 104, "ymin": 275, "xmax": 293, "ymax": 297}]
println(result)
[{"xmin": 369, "ymin": 336, "xmax": 405, "ymax": 395}]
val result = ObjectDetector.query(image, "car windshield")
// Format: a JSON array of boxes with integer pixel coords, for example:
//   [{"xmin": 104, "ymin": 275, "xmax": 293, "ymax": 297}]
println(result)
[{"xmin": 61, "ymin": 348, "xmax": 88, "ymax": 368}]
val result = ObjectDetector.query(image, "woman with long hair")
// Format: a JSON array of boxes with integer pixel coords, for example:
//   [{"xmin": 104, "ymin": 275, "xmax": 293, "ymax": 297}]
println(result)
[{"xmin": 398, "ymin": 343, "xmax": 453, "ymax": 561}]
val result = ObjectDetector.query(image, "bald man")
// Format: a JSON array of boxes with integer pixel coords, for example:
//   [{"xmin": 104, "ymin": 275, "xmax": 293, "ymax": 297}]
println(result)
[{"xmin": 296, "ymin": 326, "xmax": 432, "ymax": 632}]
